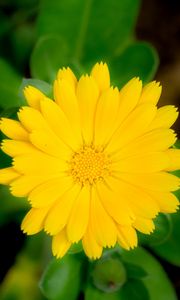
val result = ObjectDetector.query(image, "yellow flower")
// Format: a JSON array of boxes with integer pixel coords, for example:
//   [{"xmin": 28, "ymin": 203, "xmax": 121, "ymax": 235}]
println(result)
[{"xmin": 0, "ymin": 62, "xmax": 180, "ymax": 259}]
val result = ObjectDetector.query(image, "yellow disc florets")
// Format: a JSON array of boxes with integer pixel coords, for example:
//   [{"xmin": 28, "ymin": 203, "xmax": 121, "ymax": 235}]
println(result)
[{"xmin": 69, "ymin": 146, "xmax": 111, "ymax": 185}]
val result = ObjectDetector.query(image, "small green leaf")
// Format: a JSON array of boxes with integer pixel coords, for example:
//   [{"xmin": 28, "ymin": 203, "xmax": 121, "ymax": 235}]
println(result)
[
  {"xmin": 121, "ymin": 279, "xmax": 150, "ymax": 300},
  {"xmin": 151, "ymin": 213, "xmax": 180, "ymax": 266},
  {"xmin": 39, "ymin": 255, "xmax": 84, "ymax": 300},
  {"xmin": 91, "ymin": 256, "xmax": 127, "ymax": 293},
  {"xmin": 124, "ymin": 263, "xmax": 148, "ymax": 279},
  {"xmin": 110, "ymin": 42, "xmax": 159, "ymax": 88},
  {"xmin": 30, "ymin": 35, "xmax": 69, "ymax": 82}
]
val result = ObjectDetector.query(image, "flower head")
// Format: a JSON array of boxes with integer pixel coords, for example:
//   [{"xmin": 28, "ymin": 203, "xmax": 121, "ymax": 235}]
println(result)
[{"xmin": 0, "ymin": 62, "xmax": 179, "ymax": 259}]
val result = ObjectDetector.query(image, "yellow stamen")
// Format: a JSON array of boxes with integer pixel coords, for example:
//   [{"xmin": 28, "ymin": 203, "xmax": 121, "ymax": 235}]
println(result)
[{"xmin": 69, "ymin": 146, "xmax": 111, "ymax": 185}]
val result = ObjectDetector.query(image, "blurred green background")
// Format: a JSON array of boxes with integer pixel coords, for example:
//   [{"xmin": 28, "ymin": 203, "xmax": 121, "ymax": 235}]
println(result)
[{"xmin": 0, "ymin": 0, "xmax": 180, "ymax": 299}]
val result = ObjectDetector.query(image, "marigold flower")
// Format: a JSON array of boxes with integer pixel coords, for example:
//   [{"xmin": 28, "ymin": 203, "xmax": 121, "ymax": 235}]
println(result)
[{"xmin": 0, "ymin": 62, "xmax": 180, "ymax": 259}]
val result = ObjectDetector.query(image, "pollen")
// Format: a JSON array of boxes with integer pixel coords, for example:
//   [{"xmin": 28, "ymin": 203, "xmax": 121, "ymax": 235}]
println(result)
[{"xmin": 69, "ymin": 146, "xmax": 111, "ymax": 185}]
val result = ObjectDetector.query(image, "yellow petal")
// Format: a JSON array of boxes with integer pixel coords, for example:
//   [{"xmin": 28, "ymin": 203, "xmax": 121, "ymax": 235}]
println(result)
[
  {"xmin": 106, "ymin": 103, "xmax": 157, "ymax": 153},
  {"xmin": 67, "ymin": 186, "xmax": 90, "ymax": 243},
  {"xmin": 108, "ymin": 177, "xmax": 159, "ymax": 219},
  {"xmin": 97, "ymin": 179, "xmax": 134, "ymax": 225},
  {"xmin": 138, "ymin": 81, "xmax": 162, "ymax": 105},
  {"xmin": 52, "ymin": 229, "xmax": 71, "ymax": 258},
  {"xmin": 30, "ymin": 130, "xmax": 71, "ymax": 159},
  {"xmin": 165, "ymin": 149, "xmax": 180, "ymax": 171},
  {"xmin": 91, "ymin": 62, "xmax": 110, "ymax": 92},
  {"xmin": 76, "ymin": 75, "xmax": 99, "ymax": 144},
  {"xmin": 0, "ymin": 118, "xmax": 28, "ymax": 141},
  {"xmin": 117, "ymin": 77, "xmax": 142, "ymax": 125},
  {"xmin": 113, "ymin": 129, "xmax": 176, "ymax": 160},
  {"xmin": 117, "ymin": 232, "xmax": 130, "ymax": 250},
  {"xmin": 13, "ymin": 153, "xmax": 67, "ymax": 175},
  {"xmin": 44, "ymin": 184, "xmax": 80, "ymax": 235},
  {"xmin": 28, "ymin": 177, "xmax": 73, "ymax": 208},
  {"xmin": 117, "ymin": 225, "xmax": 137, "ymax": 250},
  {"xmin": 57, "ymin": 67, "xmax": 77, "ymax": 90},
  {"xmin": 133, "ymin": 217, "xmax": 155, "ymax": 234},
  {"xmin": 82, "ymin": 225, "xmax": 102, "ymax": 259},
  {"xmin": 0, "ymin": 167, "xmax": 19, "ymax": 184},
  {"xmin": 90, "ymin": 187, "xmax": 117, "ymax": 247},
  {"xmin": 10, "ymin": 175, "xmax": 54, "ymax": 197},
  {"xmin": 147, "ymin": 191, "xmax": 179, "ymax": 213},
  {"xmin": 53, "ymin": 79, "xmax": 82, "ymax": 141},
  {"xmin": 113, "ymin": 152, "xmax": 169, "ymax": 173},
  {"xmin": 118, "ymin": 172, "xmax": 180, "ymax": 192},
  {"xmin": 23, "ymin": 86, "xmax": 45, "ymax": 109},
  {"xmin": 1, "ymin": 139, "xmax": 38, "ymax": 157},
  {"xmin": 94, "ymin": 87, "xmax": 120, "ymax": 146},
  {"xmin": 21, "ymin": 206, "xmax": 49, "ymax": 235},
  {"xmin": 40, "ymin": 98, "xmax": 81, "ymax": 149},
  {"xmin": 18, "ymin": 106, "xmax": 48, "ymax": 132},
  {"xmin": 148, "ymin": 105, "xmax": 179, "ymax": 131}
]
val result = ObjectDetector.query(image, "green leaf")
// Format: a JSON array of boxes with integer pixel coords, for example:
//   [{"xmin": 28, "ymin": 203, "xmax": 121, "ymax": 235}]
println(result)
[
  {"xmin": 151, "ymin": 213, "xmax": 180, "ymax": 266},
  {"xmin": 91, "ymin": 256, "xmax": 127, "ymax": 293},
  {"xmin": 122, "ymin": 247, "xmax": 177, "ymax": 300},
  {"xmin": 30, "ymin": 35, "xmax": 69, "ymax": 82},
  {"xmin": 0, "ymin": 58, "xmax": 21, "ymax": 109},
  {"xmin": 124, "ymin": 263, "xmax": 148, "ymax": 279},
  {"xmin": 121, "ymin": 279, "xmax": 150, "ymax": 300},
  {"xmin": 39, "ymin": 255, "xmax": 84, "ymax": 300},
  {"xmin": 37, "ymin": 0, "xmax": 140, "ymax": 64},
  {"xmin": 110, "ymin": 42, "xmax": 159, "ymax": 88},
  {"xmin": 34, "ymin": 1, "xmax": 158, "ymax": 85}
]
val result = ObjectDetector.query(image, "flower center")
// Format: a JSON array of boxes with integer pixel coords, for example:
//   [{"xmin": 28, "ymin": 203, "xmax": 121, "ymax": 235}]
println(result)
[{"xmin": 69, "ymin": 146, "xmax": 111, "ymax": 185}]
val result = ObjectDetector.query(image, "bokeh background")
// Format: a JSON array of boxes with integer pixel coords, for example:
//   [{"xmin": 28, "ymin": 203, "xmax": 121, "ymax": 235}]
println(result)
[
  {"xmin": 0, "ymin": 0, "xmax": 180, "ymax": 299},
  {"xmin": 137, "ymin": 0, "xmax": 180, "ymax": 137}
]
